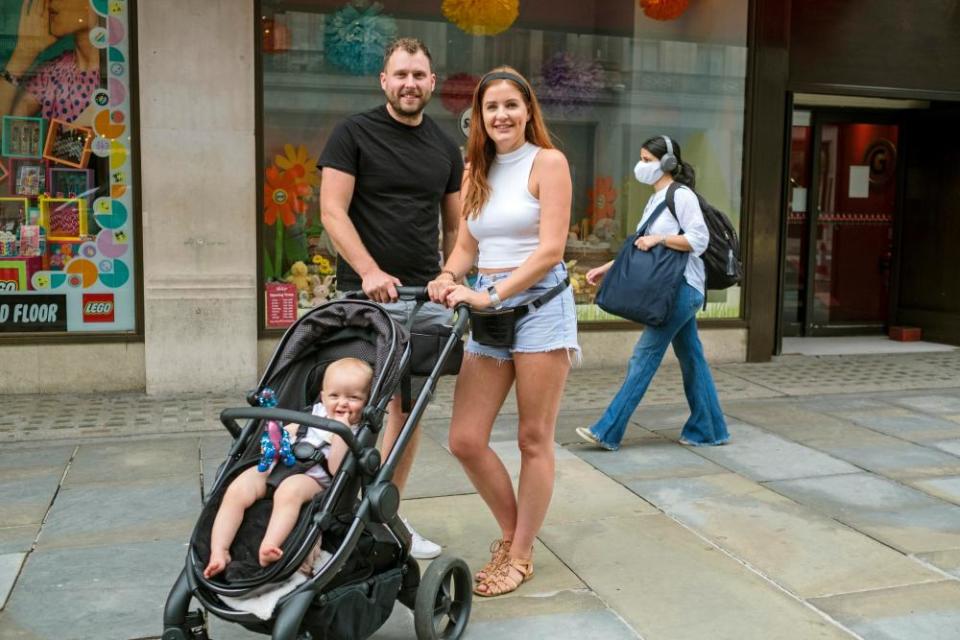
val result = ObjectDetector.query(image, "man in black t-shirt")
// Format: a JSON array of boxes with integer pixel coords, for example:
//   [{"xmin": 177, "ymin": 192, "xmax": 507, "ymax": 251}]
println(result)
[{"xmin": 318, "ymin": 37, "xmax": 463, "ymax": 559}]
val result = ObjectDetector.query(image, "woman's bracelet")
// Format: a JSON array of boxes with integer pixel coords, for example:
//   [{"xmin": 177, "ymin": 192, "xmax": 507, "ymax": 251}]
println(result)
[
  {"xmin": 1, "ymin": 69, "xmax": 21, "ymax": 88},
  {"xmin": 439, "ymin": 269, "xmax": 459, "ymax": 282}
]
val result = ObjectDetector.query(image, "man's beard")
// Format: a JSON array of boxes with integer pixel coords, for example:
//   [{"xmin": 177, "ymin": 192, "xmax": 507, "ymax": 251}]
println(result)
[{"xmin": 388, "ymin": 90, "xmax": 430, "ymax": 116}]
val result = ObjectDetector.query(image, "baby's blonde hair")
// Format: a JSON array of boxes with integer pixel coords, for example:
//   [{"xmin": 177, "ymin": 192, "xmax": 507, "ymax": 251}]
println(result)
[{"xmin": 322, "ymin": 357, "xmax": 374, "ymax": 392}]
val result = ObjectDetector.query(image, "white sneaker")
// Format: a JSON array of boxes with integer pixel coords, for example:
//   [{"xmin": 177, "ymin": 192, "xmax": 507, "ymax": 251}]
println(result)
[{"xmin": 402, "ymin": 517, "xmax": 442, "ymax": 560}]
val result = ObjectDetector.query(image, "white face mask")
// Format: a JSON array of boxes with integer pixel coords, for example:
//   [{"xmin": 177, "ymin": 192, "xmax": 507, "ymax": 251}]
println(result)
[{"xmin": 633, "ymin": 160, "xmax": 664, "ymax": 185}]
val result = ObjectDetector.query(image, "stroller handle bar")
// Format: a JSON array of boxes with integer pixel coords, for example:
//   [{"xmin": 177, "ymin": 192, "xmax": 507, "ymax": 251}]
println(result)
[
  {"xmin": 219, "ymin": 407, "xmax": 362, "ymax": 457},
  {"xmin": 342, "ymin": 286, "xmax": 430, "ymax": 301}
]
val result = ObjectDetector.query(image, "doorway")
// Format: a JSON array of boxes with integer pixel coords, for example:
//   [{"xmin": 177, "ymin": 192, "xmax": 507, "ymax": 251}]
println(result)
[{"xmin": 781, "ymin": 108, "xmax": 900, "ymax": 337}]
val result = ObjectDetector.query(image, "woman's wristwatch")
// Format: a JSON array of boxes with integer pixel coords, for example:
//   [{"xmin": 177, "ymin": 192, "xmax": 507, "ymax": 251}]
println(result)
[{"xmin": 487, "ymin": 285, "xmax": 503, "ymax": 309}]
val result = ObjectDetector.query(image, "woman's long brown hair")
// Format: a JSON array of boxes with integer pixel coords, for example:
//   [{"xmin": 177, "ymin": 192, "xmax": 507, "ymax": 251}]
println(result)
[{"xmin": 462, "ymin": 66, "xmax": 555, "ymax": 219}]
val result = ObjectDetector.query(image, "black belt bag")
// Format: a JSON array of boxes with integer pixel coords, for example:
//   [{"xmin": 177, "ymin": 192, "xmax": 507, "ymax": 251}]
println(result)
[{"xmin": 469, "ymin": 277, "xmax": 570, "ymax": 348}]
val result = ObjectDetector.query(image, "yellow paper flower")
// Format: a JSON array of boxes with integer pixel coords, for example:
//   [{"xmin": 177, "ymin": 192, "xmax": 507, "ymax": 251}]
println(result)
[
  {"xmin": 312, "ymin": 254, "xmax": 333, "ymax": 275},
  {"xmin": 442, "ymin": 0, "xmax": 519, "ymax": 36},
  {"xmin": 275, "ymin": 143, "xmax": 320, "ymax": 188}
]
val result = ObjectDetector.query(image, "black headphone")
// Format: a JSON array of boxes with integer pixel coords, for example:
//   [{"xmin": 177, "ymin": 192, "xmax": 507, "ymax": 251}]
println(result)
[{"xmin": 660, "ymin": 135, "xmax": 678, "ymax": 175}]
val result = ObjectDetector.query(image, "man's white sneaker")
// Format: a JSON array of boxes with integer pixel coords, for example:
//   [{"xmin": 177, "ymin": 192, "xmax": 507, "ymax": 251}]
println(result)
[{"xmin": 402, "ymin": 517, "xmax": 442, "ymax": 560}]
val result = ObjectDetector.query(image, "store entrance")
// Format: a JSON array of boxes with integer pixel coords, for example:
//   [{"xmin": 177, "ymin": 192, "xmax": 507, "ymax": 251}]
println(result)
[{"xmin": 781, "ymin": 108, "xmax": 900, "ymax": 337}]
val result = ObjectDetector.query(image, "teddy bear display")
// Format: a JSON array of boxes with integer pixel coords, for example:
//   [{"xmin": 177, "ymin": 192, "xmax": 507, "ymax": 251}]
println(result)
[
  {"xmin": 309, "ymin": 274, "xmax": 335, "ymax": 307},
  {"xmin": 285, "ymin": 260, "xmax": 311, "ymax": 296}
]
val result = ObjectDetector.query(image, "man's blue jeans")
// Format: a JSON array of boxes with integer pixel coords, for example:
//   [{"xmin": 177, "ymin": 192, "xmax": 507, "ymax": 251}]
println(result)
[{"xmin": 589, "ymin": 282, "xmax": 729, "ymax": 449}]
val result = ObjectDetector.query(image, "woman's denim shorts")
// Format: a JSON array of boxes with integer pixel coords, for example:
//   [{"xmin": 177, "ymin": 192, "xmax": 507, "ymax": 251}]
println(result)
[{"xmin": 466, "ymin": 263, "xmax": 580, "ymax": 363}]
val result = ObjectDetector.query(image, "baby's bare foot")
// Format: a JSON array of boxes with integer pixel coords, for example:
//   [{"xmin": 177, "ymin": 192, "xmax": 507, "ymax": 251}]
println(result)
[
  {"xmin": 204, "ymin": 549, "xmax": 231, "ymax": 579},
  {"xmin": 259, "ymin": 544, "xmax": 283, "ymax": 567}
]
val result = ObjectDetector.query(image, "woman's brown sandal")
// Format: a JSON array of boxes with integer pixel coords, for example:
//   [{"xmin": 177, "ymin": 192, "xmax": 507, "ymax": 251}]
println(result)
[
  {"xmin": 473, "ymin": 556, "xmax": 534, "ymax": 597},
  {"xmin": 475, "ymin": 539, "xmax": 511, "ymax": 583}
]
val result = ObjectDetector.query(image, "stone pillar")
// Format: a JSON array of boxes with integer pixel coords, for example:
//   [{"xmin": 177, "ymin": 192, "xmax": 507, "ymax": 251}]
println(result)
[{"xmin": 138, "ymin": 1, "xmax": 257, "ymax": 393}]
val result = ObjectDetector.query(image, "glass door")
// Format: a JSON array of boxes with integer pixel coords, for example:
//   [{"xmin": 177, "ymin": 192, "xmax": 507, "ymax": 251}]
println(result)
[{"xmin": 782, "ymin": 110, "xmax": 900, "ymax": 336}]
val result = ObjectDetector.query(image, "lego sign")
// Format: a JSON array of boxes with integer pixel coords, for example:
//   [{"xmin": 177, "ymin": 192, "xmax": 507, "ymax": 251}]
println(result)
[
  {"xmin": 82, "ymin": 293, "xmax": 115, "ymax": 323},
  {"xmin": 0, "ymin": 295, "xmax": 67, "ymax": 332}
]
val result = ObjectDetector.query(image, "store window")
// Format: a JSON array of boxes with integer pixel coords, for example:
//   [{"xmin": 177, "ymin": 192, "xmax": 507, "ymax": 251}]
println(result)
[
  {"xmin": 259, "ymin": 0, "xmax": 746, "ymax": 329},
  {"xmin": 0, "ymin": 0, "xmax": 136, "ymax": 335}
]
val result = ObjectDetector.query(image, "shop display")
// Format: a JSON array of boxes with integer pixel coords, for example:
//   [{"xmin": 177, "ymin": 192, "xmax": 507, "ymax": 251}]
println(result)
[
  {"xmin": 0, "ymin": 0, "xmax": 135, "ymax": 334},
  {"xmin": 43, "ymin": 120, "xmax": 94, "ymax": 169},
  {"xmin": 1, "ymin": 117, "xmax": 45, "ymax": 158}
]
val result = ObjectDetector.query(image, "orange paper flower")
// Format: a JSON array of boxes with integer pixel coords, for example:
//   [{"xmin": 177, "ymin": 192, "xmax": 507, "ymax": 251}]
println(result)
[
  {"xmin": 275, "ymin": 143, "xmax": 320, "ymax": 188},
  {"xmin": 639, "ymin": 0, "xmax": 689, "ymax": 21},
  {"xmin": 442, "ymin": 0, "xmax": 519, "ymax": 36},
  {"xmin": 587, "ymin": 176, "xmax": 618, "ymax": 222},
  {"xmin": 264, "ymin": 165, "xmax": 310, "ymax": 227}
]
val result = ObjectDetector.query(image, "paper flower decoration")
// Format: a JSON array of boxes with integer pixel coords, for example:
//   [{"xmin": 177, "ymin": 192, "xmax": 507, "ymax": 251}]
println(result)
[
  {"xmin": 440, "ymin": 73, "xmax": 480, "ymax": 114},
  {"xmin": 587, "ymin": 176, "xmax": 618, "ymax": 222},
  {"xmin": 537, "ymin": 52, "xmax": 604, "ymax": 116},
  {"xmin": 324, "ymin": 1, "xmax": 397, "ymax": 76},
  {"xmin": 639, "ymin": 0, "xmax": 690, "ymax": 21},
  {"xmin": 275, "ymin": 144, "xmax": 320, "ymax": 189},
  {"xmin": 442, "ymin": 0, "xmax": 519, "ymax": 36},
  {"xmin": 264, "ymin": 165, "xmax": 309, "ymax": 227}
]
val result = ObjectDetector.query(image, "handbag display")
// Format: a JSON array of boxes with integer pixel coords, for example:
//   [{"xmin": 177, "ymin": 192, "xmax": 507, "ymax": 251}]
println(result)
[{"xmin": 595, "ymin": 201, "xmax": 688, "ymax": 326}]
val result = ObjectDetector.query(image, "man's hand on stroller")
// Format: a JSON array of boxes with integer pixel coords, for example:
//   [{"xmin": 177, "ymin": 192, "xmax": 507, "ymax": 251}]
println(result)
[{"xmin": 361, "ymin": 267, "xmax": 402, "ymax": 303}]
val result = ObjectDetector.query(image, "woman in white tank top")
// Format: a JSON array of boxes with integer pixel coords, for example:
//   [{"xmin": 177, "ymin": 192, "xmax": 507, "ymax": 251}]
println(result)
[{"xmin": 426, "ymin": 66, "xmax": 579, "ymax": 597}]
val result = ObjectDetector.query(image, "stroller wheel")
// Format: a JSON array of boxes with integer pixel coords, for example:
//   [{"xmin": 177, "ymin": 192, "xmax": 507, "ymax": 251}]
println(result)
[{"xmin": 414, "ymin": 555, "xmax": 472, "ymax": 640}]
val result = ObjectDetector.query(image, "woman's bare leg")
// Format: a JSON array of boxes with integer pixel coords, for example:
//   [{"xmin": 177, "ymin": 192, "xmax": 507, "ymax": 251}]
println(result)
[
  {"xmin": 448, "ymin": 355, "xmax": 517, "ymax": 540},
  {"xmin": 510, "ymin": 350, "xmax": 570, "ymax": 559},
  {"xmin": 205, "ymin": 466, "xmax": 268, "ymax": 578},
  {"xmin": 259, "ymin": 474, "xmax": 322, "ymax": 566}
]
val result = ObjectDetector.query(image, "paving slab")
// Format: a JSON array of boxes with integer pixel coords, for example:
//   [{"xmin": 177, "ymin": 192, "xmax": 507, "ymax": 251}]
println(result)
[
  {"xmin": 403, "ymin": 434, "xmax": 475, "ymax": 500},
  {"xmin": 398, "ymin": 493, "xmax": 586, "ymax": 599},
  {"xmin": 687, "ymin": 424, "xmax": 860, "ymax": 481},
  {"xmin": 892, "ymin": 394, "xmax": 960, "ymax": 414},
  {"xmin": 914, "ymin": 549, "xmax": 960, "ymax": 579},
  {"xmin": 0, "ymin": 553, "xmax": 25, "ymax": 609},
  {"xmin": 0, "ymin": 473, "xmax": 63, "ymax": 529},
  {"xmin": 808, "ymin": 433, "xmax": 960, "ymax": 479},
  {"xmin": 837, "ymin": 409, "xmax": 960, "ymax": 443},
  {"xmin": 766, "ymin": 472, "xmax": 945, "ymax": 515},
  {"xmin": 767, "ymin": 473, "xmax": 960, "ymax": 553},
  {"xmin": 904, "ymin": 475, "xmax": 960, "ymax": 505},
  {"xmin": 465, "ymin": 609, "xmax": 639, "ymax": 639},
  {"xmin": 64, "ymin": 437, "xmax": 201, "ymax": 485},
  {"xmin": 931, "ymin": 439, "xmax": 960, "ymax": 457},
  {"xmin": 539, "ymin": 514, "xmax": 856, "ymax": 640},
  {"xmin": 37, "ymin": 475, "xmax": 199, "ymax": 550},
  {"xmin": 0, "ymin": 446, "xmax": 74, "ymax": 482},
  {"xmin": 571, "ymin": 440, "xmax": 728, "ymax": 481},
  {"xmin": 0, "ymin": 539, "xmax": 186, "ymax": 640},
  {"xmin": 546, "ymin": 449, "xmax": 658, "ymax": 526},
  {"xmin": 721, "ymin": 400, "xmax": 870, "ymax": 444},
  {"xmin": 810, "ymin": 580, "xmax": 960, "ymax": 640},
  {"xmin": 626, "ymin": 473, "xmax": 941, "ymax": 598},
  {"xmin": 0, "ymin": 526, "xmax": 37, "ymax": 555}
]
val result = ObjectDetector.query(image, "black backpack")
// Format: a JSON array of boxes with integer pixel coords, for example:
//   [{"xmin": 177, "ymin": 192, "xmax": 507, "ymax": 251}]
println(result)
[{"xmin": 665, "ymin": 182, "xmax": 743, "ymax": 290}]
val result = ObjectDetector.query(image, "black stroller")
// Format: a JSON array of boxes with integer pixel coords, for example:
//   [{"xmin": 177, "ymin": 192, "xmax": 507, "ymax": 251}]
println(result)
[{"xmin": 162, "ymin": 289, "xmax": 472, "ymax": 640}]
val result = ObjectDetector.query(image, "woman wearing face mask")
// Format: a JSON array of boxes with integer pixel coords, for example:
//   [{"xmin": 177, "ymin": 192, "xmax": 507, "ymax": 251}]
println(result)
[{"xmin": 576, "ymin": 135, "xmax": 729, "ymax": 451}]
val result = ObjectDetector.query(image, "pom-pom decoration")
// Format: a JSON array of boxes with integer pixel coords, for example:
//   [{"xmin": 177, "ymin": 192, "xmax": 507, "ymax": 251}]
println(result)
[
  {"xmin": 440, "ymin": 73, "xmax": 480, "ymax": 114},
  {"xmin": 324, "ymin": 1, "xmax": 397, "ymax": 76},
  {"xmin": 257, "ymin": 387, "xmax": 279, "ymax": 407},
  {"xmin": 442, "ymin": 0, "xmax": 519, "ymax": 36},
  {"xmin": 639, "ymin": 0, "xmax": 690, "ymax": 21},
  {"xmin": 537, "ymin": 52, "xmax": 604, "ymax": 116}
]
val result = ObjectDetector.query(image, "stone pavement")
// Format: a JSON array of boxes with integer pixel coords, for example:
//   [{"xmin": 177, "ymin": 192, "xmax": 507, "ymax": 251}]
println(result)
[{"xmin": 2, "ymin": 350, "xmax": 960, "ymax": 639}]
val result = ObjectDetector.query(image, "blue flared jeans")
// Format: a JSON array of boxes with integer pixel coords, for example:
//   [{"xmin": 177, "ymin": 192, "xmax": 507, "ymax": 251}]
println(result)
[{"xmin": 589, "ymin": 282, "xmax": 729, "ymax": 449}]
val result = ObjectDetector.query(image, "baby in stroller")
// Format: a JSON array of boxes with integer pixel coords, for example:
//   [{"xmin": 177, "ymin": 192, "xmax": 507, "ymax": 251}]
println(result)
[{"xmin": 204, "ymin": 357, "xmax": 374, "ymax": 579}]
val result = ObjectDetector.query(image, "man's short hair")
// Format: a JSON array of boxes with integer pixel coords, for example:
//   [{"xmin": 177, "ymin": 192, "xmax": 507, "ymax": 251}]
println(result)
[{"xmin": 382, "ymin": 37, "xmax": 433, "ymax": 71}]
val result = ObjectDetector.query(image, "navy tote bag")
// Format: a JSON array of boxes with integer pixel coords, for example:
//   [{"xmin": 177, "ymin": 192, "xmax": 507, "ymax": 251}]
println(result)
[{"xmin": 595, "ymin": 201, "xmax": 688, "ymax": 326}]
